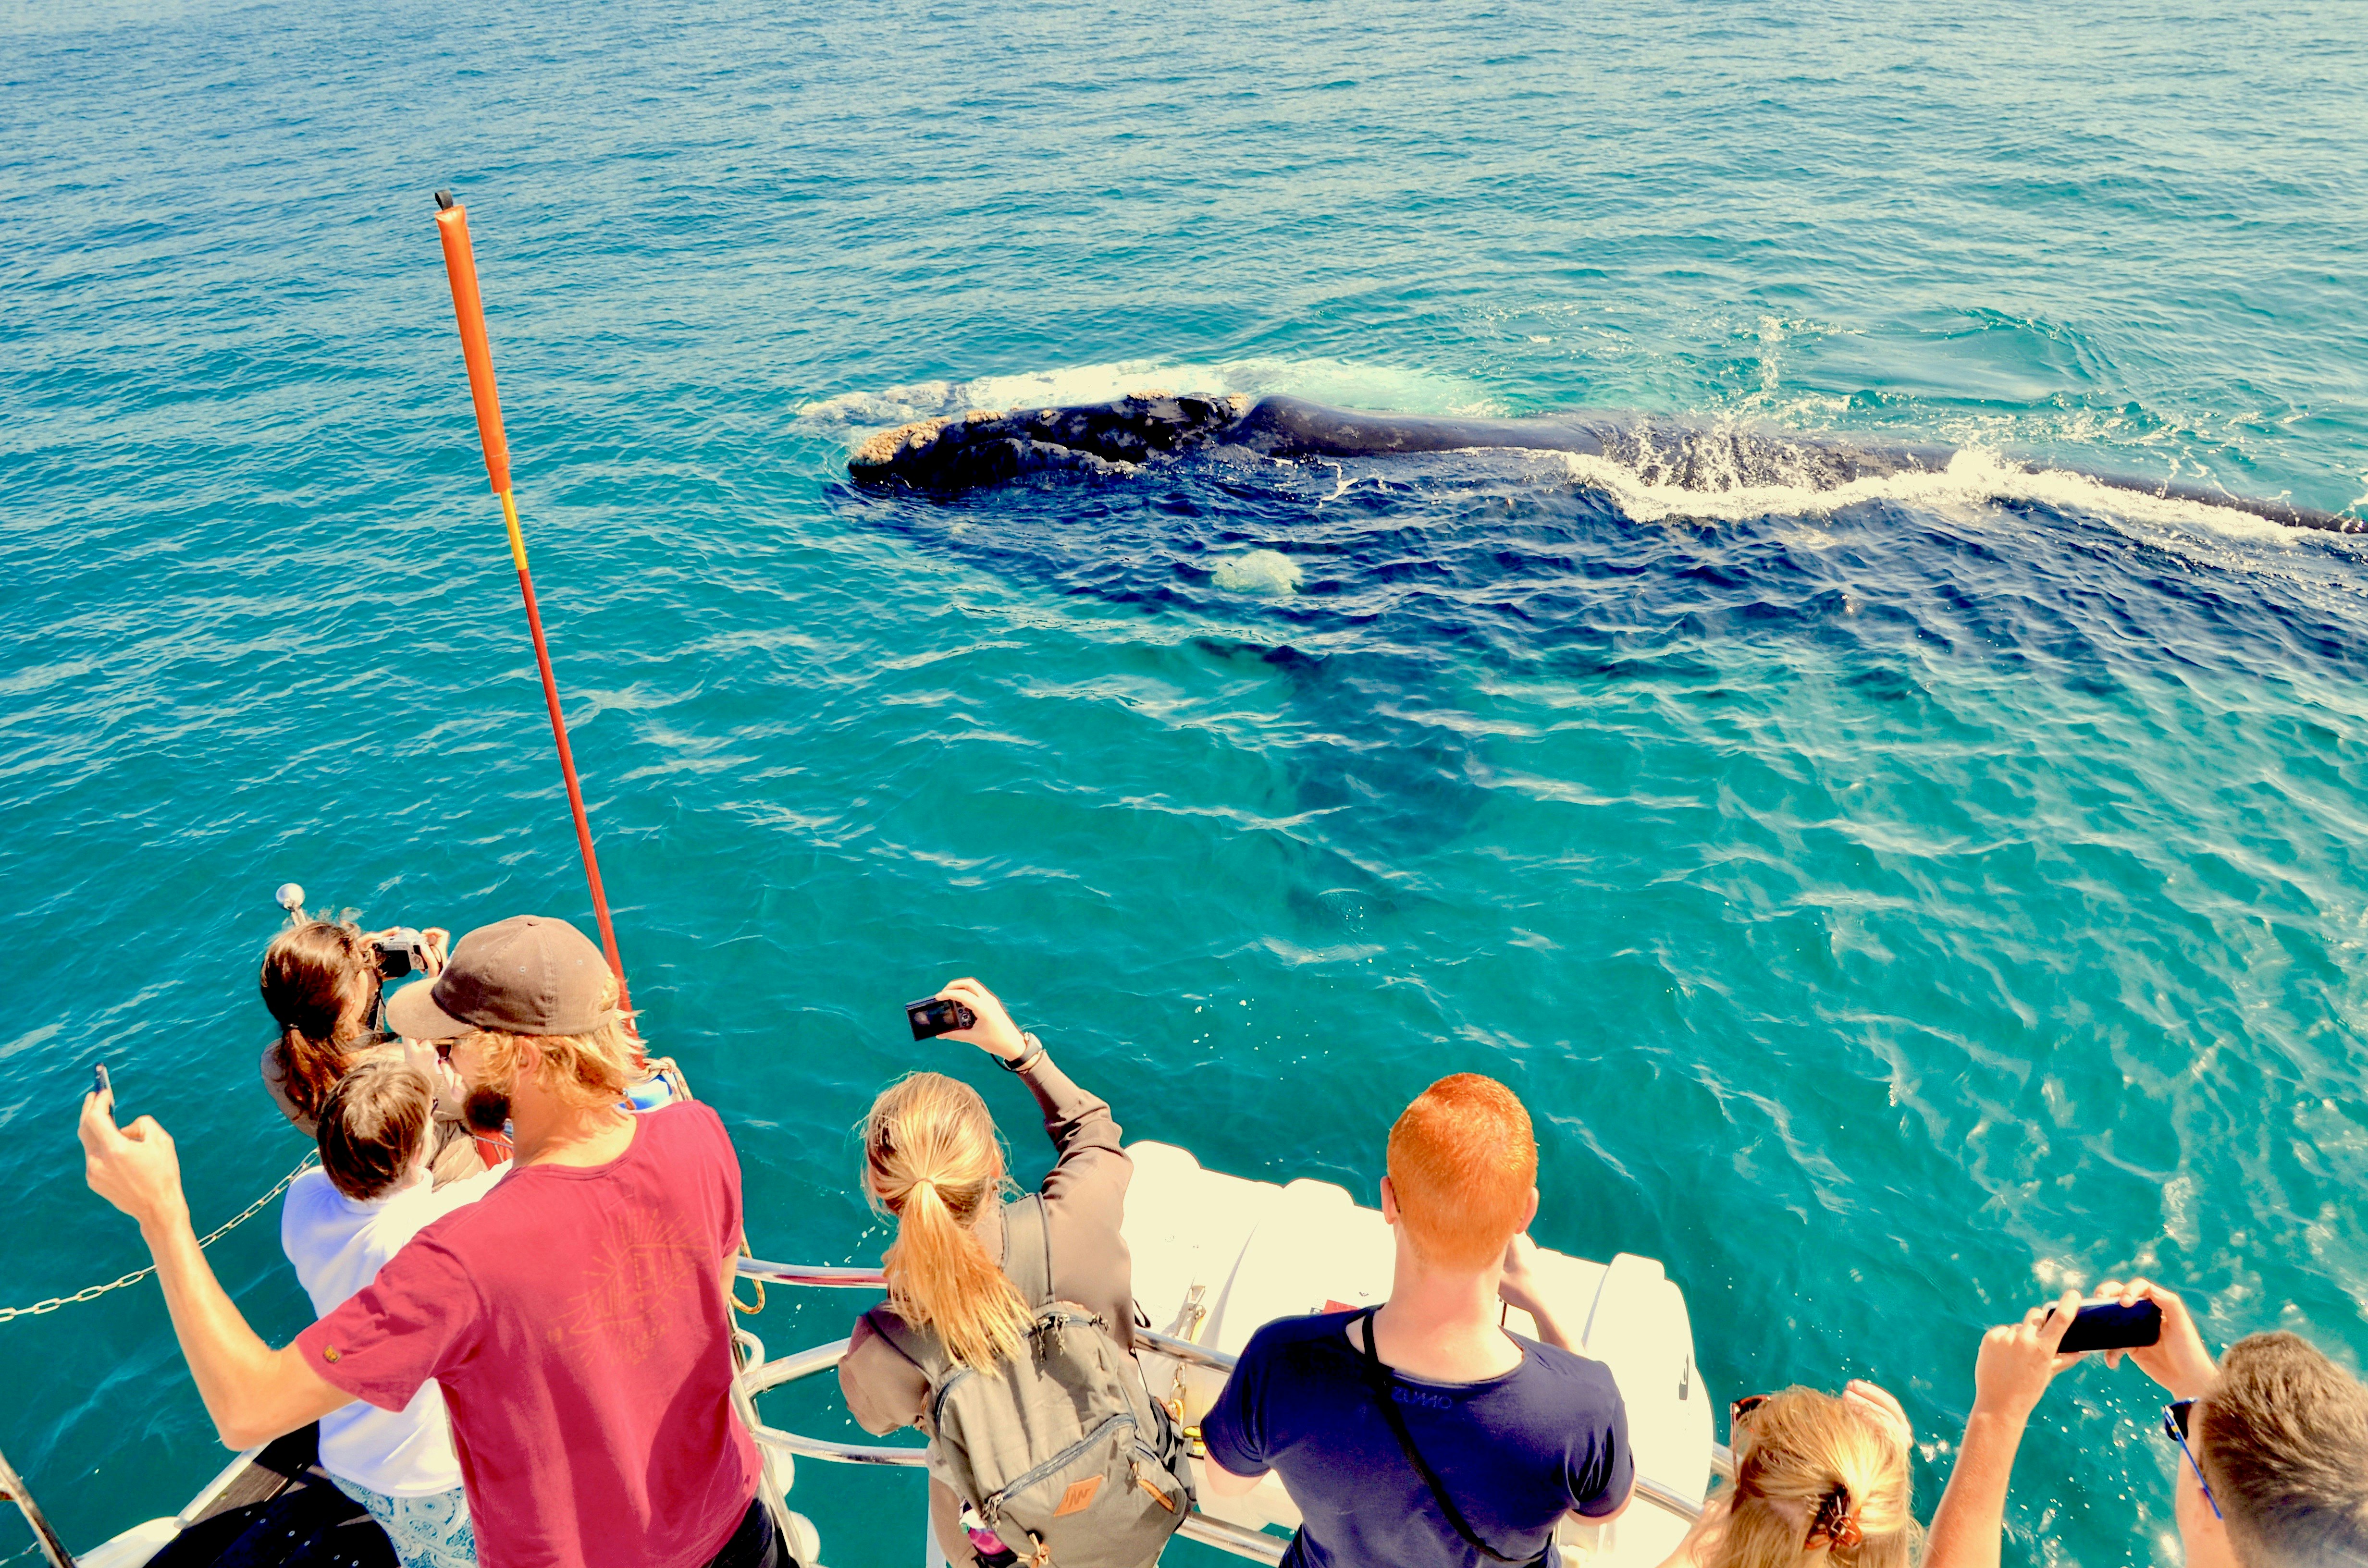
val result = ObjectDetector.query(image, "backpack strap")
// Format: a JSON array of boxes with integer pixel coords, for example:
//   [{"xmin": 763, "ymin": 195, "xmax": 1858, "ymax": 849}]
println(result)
[
  {"xmin": 1351, "ymin": 1309, "xmax": 1548, "ymax": 1568},
  {"xmin": 999, "ymin": 1193, "xmax": 1056, "ymax": 1311},
  {"xmin": 868, "ymin": 1196, "xmax": 1055, "ymax": 1384}
]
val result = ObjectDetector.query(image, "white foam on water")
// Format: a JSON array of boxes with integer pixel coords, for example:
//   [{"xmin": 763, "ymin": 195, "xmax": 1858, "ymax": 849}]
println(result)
[
  {"xmin": 1210, "ymin": 549, "xmax": 1302, "ymax": 595},
  {"xmin": 1549, "ymin": 444, "xmax": 2306, "ymax": 543},
  {"xmin": 803, "ymin": 362, "xmax": 2358, "ymax": 562},
  {"xmin": 797, "ymin": 356, "xmax": 1504, "ymax": 438}
]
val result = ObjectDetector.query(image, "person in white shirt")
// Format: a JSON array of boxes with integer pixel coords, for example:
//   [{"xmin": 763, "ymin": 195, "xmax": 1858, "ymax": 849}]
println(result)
[{"xmin": 280, "ymin": 1054, "xmax": 508, "ymax": 1568}]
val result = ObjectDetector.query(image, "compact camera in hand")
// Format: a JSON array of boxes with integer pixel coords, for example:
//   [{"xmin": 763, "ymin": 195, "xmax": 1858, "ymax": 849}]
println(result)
[
  {"xmin": 373, "ymin": 928, "xmax": 433, "ymax": 979},
  {"xmin": 906, "ymin": 996, "xmax": 978, "ymax": 1041}
]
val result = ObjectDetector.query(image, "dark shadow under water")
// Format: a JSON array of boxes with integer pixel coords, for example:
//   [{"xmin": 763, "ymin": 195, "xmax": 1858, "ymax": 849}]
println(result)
[{"xmin": 838, "ymin": 447, "xmax": 2368, "ymax": 899}]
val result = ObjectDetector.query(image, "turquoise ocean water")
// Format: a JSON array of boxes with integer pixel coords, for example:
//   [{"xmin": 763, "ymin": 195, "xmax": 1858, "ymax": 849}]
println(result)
[{"xmin": 5, "ymin": 2, "xmax": 2367, "ymax": 1563}]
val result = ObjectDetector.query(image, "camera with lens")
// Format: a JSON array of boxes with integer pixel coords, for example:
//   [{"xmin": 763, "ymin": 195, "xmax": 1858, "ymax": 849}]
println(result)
[
  {"xmin": 373, "ymin": 928, "xmax": 433, "ymax": 980},
  {"xmin": 906, "ymin": 995, "xmax": 978, "ymax": 1041}
]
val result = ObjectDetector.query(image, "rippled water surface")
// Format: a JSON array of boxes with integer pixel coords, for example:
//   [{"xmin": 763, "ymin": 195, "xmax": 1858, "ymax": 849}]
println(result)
[{"xmin": 5, "ymin": 2, "xmax": 2368, "ymax": 1564}]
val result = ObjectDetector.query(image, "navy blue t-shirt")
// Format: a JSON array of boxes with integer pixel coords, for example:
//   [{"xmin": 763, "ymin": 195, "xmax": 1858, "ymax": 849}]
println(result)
[{"xmin": 1201, "ymin": 1310, "xmax": 1631, "ymax": 1568}]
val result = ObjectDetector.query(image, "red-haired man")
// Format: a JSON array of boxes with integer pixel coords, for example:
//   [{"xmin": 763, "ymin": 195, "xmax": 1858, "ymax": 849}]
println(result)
[{"xmin": 1201, "ymin": 1073, "xmax": 1633, "ymax": 1568}]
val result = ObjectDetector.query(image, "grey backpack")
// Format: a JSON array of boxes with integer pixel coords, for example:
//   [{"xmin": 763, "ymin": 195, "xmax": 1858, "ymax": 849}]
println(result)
[{"xmin": 868, "ymin": 1195, "xmax": 1194, "ymax": 1568}]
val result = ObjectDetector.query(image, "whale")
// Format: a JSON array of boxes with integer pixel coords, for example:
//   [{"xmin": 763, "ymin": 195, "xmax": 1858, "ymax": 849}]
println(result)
[
  {"xmin": 838, "ymin": 387, "xmax": 2362, "ymax": 898},
  {"xmin": 849, "ymin": 391, "xmax": 2361, "ymax": 533}
]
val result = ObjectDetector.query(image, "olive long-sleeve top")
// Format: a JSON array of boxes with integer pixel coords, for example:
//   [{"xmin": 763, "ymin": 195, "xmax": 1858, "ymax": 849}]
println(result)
[{"xmin": 837, "ymin": 1045, "xmax": 1135, "ymax": 1436}]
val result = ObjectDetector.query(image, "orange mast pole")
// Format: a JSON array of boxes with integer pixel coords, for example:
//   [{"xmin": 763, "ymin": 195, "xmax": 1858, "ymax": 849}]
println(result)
[{"xmin": 431, "ymin": 190, "xmax": 633, "ymax": 1014}]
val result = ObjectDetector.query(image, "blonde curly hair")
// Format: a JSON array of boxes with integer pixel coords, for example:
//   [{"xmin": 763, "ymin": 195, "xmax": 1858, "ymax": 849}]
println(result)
[
  {"xmin": 456, "ymin": 973, "xmax": 638, "ymax": 1111},
  {"xmin": 1707, "ymin": 1388, "xmax": 1920, "ymax": 1568}
]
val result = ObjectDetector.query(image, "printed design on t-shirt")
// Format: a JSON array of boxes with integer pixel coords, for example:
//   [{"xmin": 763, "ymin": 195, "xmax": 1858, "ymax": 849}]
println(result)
[{"xmin": 550, "ymin": 1207, "xmax": 704, "ymax": 1365}]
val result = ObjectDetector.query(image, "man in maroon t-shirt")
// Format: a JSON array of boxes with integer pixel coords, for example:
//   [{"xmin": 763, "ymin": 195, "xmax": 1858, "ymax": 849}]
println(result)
[{"xmin": 80, "ymin": 915, "xmax": 781, "ymax": 1568}]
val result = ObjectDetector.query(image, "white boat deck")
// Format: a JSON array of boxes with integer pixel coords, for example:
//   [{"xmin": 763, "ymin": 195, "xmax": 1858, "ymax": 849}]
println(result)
[{"xmin": 1122, "ymin": 1140, "xmax": 1713, "ymax": 1567}]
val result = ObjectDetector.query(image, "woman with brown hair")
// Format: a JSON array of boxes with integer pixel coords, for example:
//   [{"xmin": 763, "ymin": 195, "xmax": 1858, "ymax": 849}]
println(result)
[
  {"xmin": 1658, "ymin": 1380, "xmax": 1921, "ymax": 1568},
  {"xmin": 258, "ymin": 913, "xmax": 481, "ymax": 1182},
  {"xmin": 837, "ymin": 977, "xmax": 1136, "ymax": 1567}
]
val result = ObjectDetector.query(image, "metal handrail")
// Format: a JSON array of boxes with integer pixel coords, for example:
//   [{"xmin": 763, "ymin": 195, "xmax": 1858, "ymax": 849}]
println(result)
[
  {"xmin": 0, "ymin": 1442, "xmax": 73, "ymax": 1568},
  {"xmin": 1136, "ymin": 1326, "xmax": 1237, "ymax": 1372},
  {"xmin": 1633, "ymin": 1476, "xmax": 1702, "ymax": 1523},
  {"xmin": 739, "ymin": 1259, "xmax": 888, "ymax": 1289},
  {"xmin": 1179, "ymin": 1513, "xmax": 1289, "ymax": 1564},
  {"xmin": 740, "ymin": 1337, "xmax": 926, "ymax": 1467}
]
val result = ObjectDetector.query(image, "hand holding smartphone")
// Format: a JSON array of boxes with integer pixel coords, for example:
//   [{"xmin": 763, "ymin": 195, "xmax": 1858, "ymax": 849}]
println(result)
[
  {"xmin": 92, "ymin": 1063, "xmax": 114, "ymax": 1113},
  {"xmin": 2046, "ymin": 1298, "xmax": 2163, "ymax": 1353}
]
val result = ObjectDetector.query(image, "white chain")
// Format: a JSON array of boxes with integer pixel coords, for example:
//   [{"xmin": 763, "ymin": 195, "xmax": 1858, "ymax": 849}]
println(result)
[{"xmin": 0, "ymin": 1155, "xmax": 317, "ymax": 1323}]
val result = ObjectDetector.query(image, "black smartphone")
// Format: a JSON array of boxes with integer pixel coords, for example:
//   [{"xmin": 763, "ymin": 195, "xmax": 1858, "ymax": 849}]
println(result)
[
  {"xmin": 906, "ymin": 996, "xmax": 978, "ymax": 1041},
  {"xmin": 2049, "ymin": 1298, "xmax": 2163, "ymax": 1353},
  {"xmin": 93, "ymin": 1063, "xmax": 113, "ymax": 1107}
]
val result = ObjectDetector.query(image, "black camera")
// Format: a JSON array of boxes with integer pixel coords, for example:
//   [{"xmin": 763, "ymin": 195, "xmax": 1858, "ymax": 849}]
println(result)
[
  {"xmin": 374, "ymin": 928, "xmax": 433, "ymax": 980},
  {"xmin": 906, "ymin": 996, "xmax": 978, "ymax": 1041}
]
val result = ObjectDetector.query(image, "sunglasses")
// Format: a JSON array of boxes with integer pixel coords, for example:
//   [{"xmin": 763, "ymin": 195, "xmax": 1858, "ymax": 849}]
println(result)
[
  {"xmin": 2163, "ymin": 1400, "xmax": 2223, "ymax": 1520},
  {"xmin": 1731, "ymin": 1393, "xmax": 1772, "ymax": 1428}
]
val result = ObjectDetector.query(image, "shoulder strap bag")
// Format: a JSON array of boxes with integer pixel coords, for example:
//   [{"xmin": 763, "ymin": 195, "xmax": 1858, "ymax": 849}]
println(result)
[
  {"xmin": 1000, "ymin": 1192, "xmax": 1055, "ymax": 1309},
  {"xmin": 1351, "ymin": 1308, "xmax": 1551, "ymax": 1568}
]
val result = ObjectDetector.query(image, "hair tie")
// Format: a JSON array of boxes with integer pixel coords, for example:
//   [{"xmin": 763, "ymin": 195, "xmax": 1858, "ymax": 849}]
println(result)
[{"xmin": 1809, "ymin": 1486, "xmax": 1861, "ymax": 1551}]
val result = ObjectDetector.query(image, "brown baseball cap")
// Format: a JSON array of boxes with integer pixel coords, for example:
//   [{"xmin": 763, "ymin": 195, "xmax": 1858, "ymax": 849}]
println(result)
[{"xmin": 384, "ymin": 915, "xmax": 620, "ymax": 1040}]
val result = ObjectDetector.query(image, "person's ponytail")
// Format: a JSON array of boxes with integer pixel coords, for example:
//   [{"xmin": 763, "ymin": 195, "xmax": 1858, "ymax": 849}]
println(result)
[
  {"xmin": 1710, "ymin": 1389, "xmax": 1919, "ymax": 1568},
  {"xmin": 259, "ymin": 919, "xmax": 382, "ymax": 1123},
  {"xmin": 864, "ymin": 1072, "xmax": 1032, "ymax": 1370},
  {"xmin": 888, "ymin": 1168, "xmax": 1032, "ymax": 1369},
  {"xmin": 276, "ymin": 1022, "xmax": 348, "ymax": 1125},
  {"xmin": 1818, "ymin": 1438, "xmax": 1911, "ymax": 1566}
]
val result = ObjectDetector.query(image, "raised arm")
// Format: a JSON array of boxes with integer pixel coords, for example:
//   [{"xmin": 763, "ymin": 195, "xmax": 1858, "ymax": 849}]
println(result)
[
  {"xmin": 1017, "ymin": 1047, "xmax": 1121, "ymax": 1156},
  {"xmin": 930, "ymin": 977, "xmax": 1126, "ymax": 1188},
  {"xmin": 80, "ymin": 1092, "xmax": 348, "ymax": 1448},
  {"xmin": 1924, "ymin": 1291, "xmax": 2084, "ymax": 1568}
]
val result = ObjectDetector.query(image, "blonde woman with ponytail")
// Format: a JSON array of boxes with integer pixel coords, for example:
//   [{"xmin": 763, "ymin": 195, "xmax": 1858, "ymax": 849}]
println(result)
[
  {"xmin": 1659, "ymin": 1380, "xmax": 1921, "ymax": 1568},
  {"xmin": 839, "ymin": 977, "xmax": 1136, "ymax": 1567}
]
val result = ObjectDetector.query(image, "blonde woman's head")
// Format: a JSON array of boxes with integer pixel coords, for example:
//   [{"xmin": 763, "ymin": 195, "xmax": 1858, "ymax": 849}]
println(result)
[
  {"xmin": 862, "ymin": 1072, "xmax": 1031, "ymax": 1369},
  {"xmin": 1709, "ymin": 1387, "xmax": 1919, "ymax": 1568}
]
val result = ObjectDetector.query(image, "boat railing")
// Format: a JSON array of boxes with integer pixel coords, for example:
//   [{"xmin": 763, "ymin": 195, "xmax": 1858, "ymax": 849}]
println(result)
[
  {"xmin": 0, "ymin": 1441, "xmax": 74, "ymax": 1568},
  {"xmin": 733, "ymin": 1258, "xmax": 1717, "ymax": 1547},
  {"xmin": 739, "ymin": 1259, "xmax": 893, "ymax": 1289}
]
